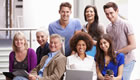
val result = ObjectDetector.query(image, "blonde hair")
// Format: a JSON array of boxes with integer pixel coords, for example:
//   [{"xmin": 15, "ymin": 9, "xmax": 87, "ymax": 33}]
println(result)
[{"xmin": 12, "ymin": 31, "xmax": 28, "ymax": 52}]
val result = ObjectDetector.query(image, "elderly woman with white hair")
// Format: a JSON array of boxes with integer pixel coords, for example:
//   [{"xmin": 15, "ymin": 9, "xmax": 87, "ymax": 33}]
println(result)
[{"xmin": 36, "ymin": 28, "xmax": 50, "ymax": 65}]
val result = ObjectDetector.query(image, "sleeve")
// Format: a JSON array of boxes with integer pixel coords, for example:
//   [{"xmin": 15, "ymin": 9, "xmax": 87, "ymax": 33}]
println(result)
[
  {"xmin": 29, "ymin": 48, "xmax": 37, "ymax": 72},
  {"xmin": 98, "ymin": 23, "xmax": 105, "ymax": 34},
  {"xmin": 30, "ymin": 65, "xmax": 40, "ymax": 76},
  {"xmin": 36, "ymin": 47, "xmax": 40, "ymax": 64},
  {"xmin": 9, "ymin": 52, "xmax": 13, "ymax": 72},
  {"xmin": 118, "ymin": 53, "xmax": 125, "ymax": 66},
  {"xmin": 124, "ymin": 21, "xmax": 134, "ymax": 36},
  {"xmin": 82, "ymin": 24, "xmax": 88, "ymax": 32},
  {"xmin": 66, "ymin": 57, "xmax": 70, "ymax": 69},
  {"xmin": 106, "ymin": 24, "xmax": 111, "ymax": 33},
  {"xmin": 75, "ymin": 19, "xmax": 82, "ymax": 31},
  {"xmin": 92, "ymin": 60, "xmax": 97, "ymax": 80},
  {"xmin": 63, "ymin": 57, "xmax": 71, "ymax": 80},
  {"xmin": 48, "ymin": 24, "xmax": 53, "ymax": 36},
  {"xmin": 39, "ymin": 56, "xmax": 67, "ymax": 80},
  {"xmin": 36, "ymin": 47, "xmax": 39, "ymax": 53},
  {"xmin": 30, "ymin": 56, "xmax": 47, "ymax": 75}
]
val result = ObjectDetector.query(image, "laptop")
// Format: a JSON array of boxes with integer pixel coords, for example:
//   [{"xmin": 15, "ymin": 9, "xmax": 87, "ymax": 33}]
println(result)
[
  {"xmin": 3, "ymin": 72, "xmax": 14, "ymax": 79},
  {"xmin": 66, "ymin": 69, "xmax": 93, "ymax": 80},
  {"xmin": 3, "ymin": 70, "xmax": 29, "ymax": 79}
]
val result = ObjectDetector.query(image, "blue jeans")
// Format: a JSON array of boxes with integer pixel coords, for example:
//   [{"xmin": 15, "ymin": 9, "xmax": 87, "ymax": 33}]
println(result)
[
  {"xmin": 123, "ymin": 60, "xmax": 135, "ymax": 80},
  {"xmin": 13, "ymin": 76, "xmax": 28, "ymax": 80}
]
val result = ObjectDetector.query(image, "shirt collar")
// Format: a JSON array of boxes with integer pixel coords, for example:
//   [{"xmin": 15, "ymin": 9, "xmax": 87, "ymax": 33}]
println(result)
[
  {"xmin": 48, "ymin": 50, "xmax": 59, "ymax": 57},
  {"xmin": 75, "ymin": 53, "xmax": 87, "ymax": 59},
  {"xmin": 112, "ymin": 17, "xmax": 121, "ymax": 27},
  {"xmin": 40, "ymin": 42, "xmax": 49, "ymax": 49}
]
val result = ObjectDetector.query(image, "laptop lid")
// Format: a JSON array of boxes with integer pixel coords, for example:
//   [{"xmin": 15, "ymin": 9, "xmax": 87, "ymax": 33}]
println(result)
[
  {"xmin": 3, "ymin": 70, "xmax": 29, "ymax": 79},
  {"xmin": 66, "ymin": 69, "xmax": 93, "ymax": 80},
  {"xmin": 3, "ymin": 72, "xmax": 14, "ymax": 79}
]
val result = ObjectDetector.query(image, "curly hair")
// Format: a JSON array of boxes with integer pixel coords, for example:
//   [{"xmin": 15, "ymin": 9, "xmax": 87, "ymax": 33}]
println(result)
[
  {"xmin": 95, "ymin": 34, "xmax": 117, "ymax": 71},
  {"xmin": 70, "ymin": 32, "xmax": 93, "ymax": 52}
]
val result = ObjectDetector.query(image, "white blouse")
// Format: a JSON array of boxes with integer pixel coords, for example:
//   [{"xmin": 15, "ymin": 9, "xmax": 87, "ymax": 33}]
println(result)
[{"xmin": 66, "ymin": 53, "xmax": 97, "ymax": 80}]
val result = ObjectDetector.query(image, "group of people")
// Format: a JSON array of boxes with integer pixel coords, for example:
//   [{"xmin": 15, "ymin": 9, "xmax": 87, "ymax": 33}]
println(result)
[{"xmin": 7, "ymin": 1, "xmax": 136, "ymax": 80}]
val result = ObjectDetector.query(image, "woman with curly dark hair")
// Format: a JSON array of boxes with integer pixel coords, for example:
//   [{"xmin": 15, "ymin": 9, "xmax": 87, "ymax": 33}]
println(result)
[
  {"xmin": 66, "ymin": 32, "xmax": 97, "ymax": 80},
  {"xmin": 95, "ymin": 34, "xmax": 124, "ymax": 80}
]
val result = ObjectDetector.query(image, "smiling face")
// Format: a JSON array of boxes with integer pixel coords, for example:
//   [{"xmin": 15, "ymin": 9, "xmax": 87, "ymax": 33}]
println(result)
[
  {"xmin": 104, "ymin": 7, "xmax": 118, "ymax": 23},
  {"xmin": 14, "ymin": 36, "xmax": 25, "ymax": 48},
  {"xmin": 49, "ymin": 37, "xmax": 62, "ymax": 52},
  {"xmin": 36, "ymin": 32, "xmax": 48, "ymax": 47},
  {"xmin": 59, "ymin": 6, "xmax": 71, "ymax": 21},
  {"xmin": 99, "ymin": 39, "xmax": 110, "ymax": 53},
  {"xmin": 76, "ymin": 40, "xmax": 87, "ymax": 55},
  {"xmin": 85, "ymin": 7, "xmax": 95, "ymax": 22}
]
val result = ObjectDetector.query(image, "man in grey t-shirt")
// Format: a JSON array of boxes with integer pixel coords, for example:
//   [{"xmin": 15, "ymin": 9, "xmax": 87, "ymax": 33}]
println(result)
[{"xmin": 48, "ymin": 2, "xmax": 82, "ymax": 56}]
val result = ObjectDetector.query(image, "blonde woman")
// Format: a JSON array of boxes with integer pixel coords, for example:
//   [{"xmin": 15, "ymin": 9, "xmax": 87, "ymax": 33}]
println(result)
[{"xmin": 8, "ymin": 31, "xmax": 37, "ymax": 80}]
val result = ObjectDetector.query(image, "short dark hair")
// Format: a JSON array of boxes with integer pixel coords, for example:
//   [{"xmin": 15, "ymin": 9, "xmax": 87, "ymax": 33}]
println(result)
[
  {"xmin": 103, "ymin": 2, "xmax": 118, "ymax": 11},
  {"xmin": 59, "ymin": 2, "xmax": 72, "ymax": 10},
  {"xmin": 70, "ymin": 32, "xmax": 94, "ymax": 52}
]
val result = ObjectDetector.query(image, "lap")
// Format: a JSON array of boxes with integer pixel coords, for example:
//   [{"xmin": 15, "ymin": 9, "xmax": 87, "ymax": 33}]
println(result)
[{"xmin": 13, "ymin": 76, "xmax": 28, "ymax": 80}]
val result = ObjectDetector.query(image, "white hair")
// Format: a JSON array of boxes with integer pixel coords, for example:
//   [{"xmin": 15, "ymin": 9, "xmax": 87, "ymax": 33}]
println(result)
[{"xmin": 36, "ymin": 27, "xmax": 49, "ymax": 36}]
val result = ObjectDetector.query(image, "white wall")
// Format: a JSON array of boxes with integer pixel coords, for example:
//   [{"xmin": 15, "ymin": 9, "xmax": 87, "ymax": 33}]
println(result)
[
  {"xmin": 23, "ymin": 0, "xmax": 73, "ymax": 28},
  {"xmin": 95, "ymin": 0, "xmax": 110, "ymax": 30},
  {"xmin": 0, "ymin": 0, "xmax": 6, "ymax": 38},
  {"xmin": 128, "ymin": 0, "xmax": 140, "ymax": 79},
  {"xmin": 23, "ymin": 0, "xmax": 73, "ymax": 49},
  {"xmin": 74, "ymin": 0, "xmax": 94, "ymax": 24}
]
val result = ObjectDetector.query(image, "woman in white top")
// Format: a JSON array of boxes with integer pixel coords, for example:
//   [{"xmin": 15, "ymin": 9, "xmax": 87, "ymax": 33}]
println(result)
[{"xmin": 66, "ymin": 32, "xmax": 97, "ymax": 80}]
